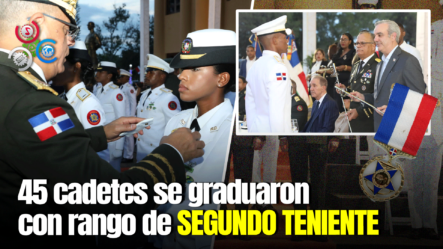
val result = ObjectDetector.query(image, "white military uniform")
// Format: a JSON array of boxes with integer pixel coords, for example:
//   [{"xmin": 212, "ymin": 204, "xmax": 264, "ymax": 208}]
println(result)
[
  {"xmin": 160, "ymin": 99, "xmax": 233, "ymax": 249},
  {"xmin": 252, "ymin": 136, "xmax": 279, "ymax": 183},
  {"xmin": 96, "ymin": 82, "xmax": 126, "ymax": 171},
  {"xmin": 93, "ymin": 82, "xmax": 102, "ymax": 96},
  {"xmin": 65, "ymin": 82, "xmax": 106, "ymax": 128},
  {"xmin": 120, "ymin": 79, "xmax": 137, "ymax": 160},
  {"xmin": 136, "ymin": 84, "xmax": 181, "ymax": 162},
  {"xmin": 246, "ymin": 15, "xmax": 292, "ymax": 133},
  {"xmin": 402, "ymin": 43, "xmax": 443, "ymax": 233}
]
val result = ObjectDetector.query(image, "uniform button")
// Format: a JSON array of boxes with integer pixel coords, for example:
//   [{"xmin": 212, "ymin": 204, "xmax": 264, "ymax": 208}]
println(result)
[
  {"xmin": 150, "ymin": 144, "xmax": 153, "ymax": 146},
  {"xmin": 141, "ymin": 110, "xmax": 143, "ymax": 112},
  {"xmin": 138, "ymin": 138, "xmax": 140, "ymax": 141}
]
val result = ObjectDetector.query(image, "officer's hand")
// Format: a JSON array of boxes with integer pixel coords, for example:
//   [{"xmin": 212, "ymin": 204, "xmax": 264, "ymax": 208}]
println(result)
[
  {"xmin": 104, "ymin": 117, "xmax": 151, "ymax": 142},
  {"xmin": 349, "ymin": 91, "xmax": 364, "ymax": 102},
  {"xmin": 347, "ymin": 109, "xmax": 359, "ymax": 121},
  {"xmin": 328, "ymin": 138, "xmax": 340, "ymax": 153},
  {"xmin": 376, "ymin": 105, "xmax": 387, "ymax": 116},
  {"xmin": 280, "ymin": 138, "xmax": 288, "ymax": 152},
  {"xmin": 160, "ymin": 128, "xmax": 205, "ymax": 162},
  {"xmin": 253, "ymin": 137, "xmax": 265, "ymax": 151},
  {"xmin": 335, "ymin": 83, "xmax": 346, "ymax": 94}
]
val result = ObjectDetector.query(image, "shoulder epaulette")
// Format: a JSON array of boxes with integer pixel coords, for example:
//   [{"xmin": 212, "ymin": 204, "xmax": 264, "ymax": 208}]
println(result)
[
  {"xmin": 375, "ymin": 58, "xmax": 381, "ymax": 63},
  {"xmin": 17, "ymin": 71, "xmax": 58, "ymax": 96},
  {"xmin": 160, "ymin": 88, "xmax": 172, "ymax": 93},
  {"xmin": 109, "ymin": 84, "xmax": 118, "ymax": 89},
  {"xmin": 353, "ymin": 60, "xmax": 360, "ymax": 66},
  {"xmin": 76, "ymin": 88, "xmax": 91, "ymax": 102},
  {"xmin": 273, "ymin": 55, "xmax": 284, "ymax": 63}
]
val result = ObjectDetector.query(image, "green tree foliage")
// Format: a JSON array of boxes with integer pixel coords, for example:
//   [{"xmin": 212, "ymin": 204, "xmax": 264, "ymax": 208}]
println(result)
[
  {"xmin": 238, "ymin": 12, "xmax": 303, "ymax": 62},
  {"xmin": 316, "ymin": 12, "xmax": 417, "ymax": 54}
]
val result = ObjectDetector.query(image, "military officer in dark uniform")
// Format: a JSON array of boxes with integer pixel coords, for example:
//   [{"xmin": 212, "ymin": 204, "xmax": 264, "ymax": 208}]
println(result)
[
  {"xmin": 290, "ymin": 79, "xmax": 308, "ymax": 131},
  {"xmin": 337, "ymin": 30, "xmax": 380, "ymax": 132},
  {"xmin": 238, "ymin": 76, "xmax": 247, "ymax": 121},
  {"xmin": 0, "ymin": 1, "xmax": 204, "ymax": 247}
]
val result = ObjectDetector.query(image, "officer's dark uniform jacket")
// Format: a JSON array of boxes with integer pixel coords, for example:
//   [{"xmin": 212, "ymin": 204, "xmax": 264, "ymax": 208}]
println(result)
[
  {"xmin": 0, "ymin": 52, "xmax": 186, "ymax": 247},
  {"xmin": 291, "ymin": 91, "xmax": 308, "ymax": 131},
  {"xmin": 348, "ymin": 52, "xmax": 380, "ymax": 132}
]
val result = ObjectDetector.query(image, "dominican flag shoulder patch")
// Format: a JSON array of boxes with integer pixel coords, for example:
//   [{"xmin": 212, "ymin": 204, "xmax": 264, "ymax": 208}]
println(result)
[
  {"xmin": 28, "ymin": 107, "xmax": 75, "ymax": 141},
  {"xmin": 276, "ymin": 72, "xmax": 287, "ymax": 81}
]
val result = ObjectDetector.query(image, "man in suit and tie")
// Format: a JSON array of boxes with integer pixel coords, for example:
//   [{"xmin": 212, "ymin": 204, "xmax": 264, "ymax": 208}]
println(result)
[
  {"xmin": 239, "ymin": 45, "xmax": 256, "ymax": 78},
  {"xmin": 303, "ymin": 75, "xmax": 339, "ymax": 132},
  {"xmin": 350, "ymin": 20, "xmax": 426, "ymax": 130},
  {"xmin": 338, "ymin": 30, "xmax": 380, "ymax": 132}
]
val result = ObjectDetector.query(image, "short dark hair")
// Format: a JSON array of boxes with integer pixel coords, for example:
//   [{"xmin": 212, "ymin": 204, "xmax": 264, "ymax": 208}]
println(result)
[
  {"xmin": 213, "ymin": 64, "xmax": 235, "ymax": 93},
  {"xmin": 246, "ymin": 45, "xmax": 254, "ymax": 50},
  {"xmin": 66, "ymin": 57, "xmax": 94, "ymax": 82},
  {"xmin": 396, "ymin": 22, "xmax": 404, "ymax": 31},
  {"xmin": 239, "ymin": 76, "xmax": 247, "ymax": 83}
]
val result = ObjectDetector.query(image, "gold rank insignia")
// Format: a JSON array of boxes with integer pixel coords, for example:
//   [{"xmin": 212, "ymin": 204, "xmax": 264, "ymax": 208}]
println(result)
[
  {"xmin": 17, "ymin": 71, "xmax": 58, "ymax": 96},
  {"xmin": 210, "ymin": 126, "xmax": 218, "ymax": 132},
  {"xmin": 294, "ymin": 96, "xmax": 300, "ymax": 102},
  {"xmin": 375, "ymin": 58, "xmax": 381, "ymax": 62},
  {"xmin": 436, "ymin": 100, "xmax": 441, "ymax": 107}
]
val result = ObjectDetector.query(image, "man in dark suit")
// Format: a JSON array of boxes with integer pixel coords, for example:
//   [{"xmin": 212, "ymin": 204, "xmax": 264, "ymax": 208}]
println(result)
[
  {"xmin": 239, "ymin": 45, "xmax": 256, "ymax": 78},
  {"xmin": 350, "ymin": 20, "xmax": 426, "ymax": 130},
  {"xmin": 302, "ymin": 76, "xmax": 339, "ymax": 132},
  {"xmin": 338, "ymin": 30, "xmax": 380, "ymax": 132}
]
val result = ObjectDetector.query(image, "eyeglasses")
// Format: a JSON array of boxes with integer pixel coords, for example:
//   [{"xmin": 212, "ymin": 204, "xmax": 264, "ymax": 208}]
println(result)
[
  {"xmin": 355, "ymin": 42, "xmax": 374, "ymax": 46},
  {"xmin": 27, "ymin": 13, "xmax": 80, "ymax": 40}
]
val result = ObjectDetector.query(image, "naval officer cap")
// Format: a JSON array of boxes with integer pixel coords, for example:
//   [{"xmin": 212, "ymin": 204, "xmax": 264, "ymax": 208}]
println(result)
[
  {"xmin": 21, "ymin": 0, "xmax": 78, "ymax": 26},
  {"xmin": 170, "ymin": 29, "xmax": 236, "ymax": 69},
  {"xmin": 67, "ymin": 41, "xmax": 91, "ymax": 62},
  {"xmin": 96, "ymin": 61, "xmax": 118, "ymax": 75},
  {"xmin": 146, "ymin": 54, "xmax": 174, "ymax": 74},
  {"xmin": 119, "ymin": 69, "xmax": 132, "ymax": 77},
  {"xmin": 251, "ymin": 15, "xmax": 291, "ymax": 37}
]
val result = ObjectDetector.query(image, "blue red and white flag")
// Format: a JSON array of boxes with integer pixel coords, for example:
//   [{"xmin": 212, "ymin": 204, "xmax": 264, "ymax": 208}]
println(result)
[
  {"xmin": 283, "ymin": 34, "xmax": 310, "ymax": 106},
  {"xmin": 28, "ymin": 107, "xmax": 75, "ymax": 141},
  {"xmin": 374, "ymin": 84, "xmax": 438, "ymax": 156},
  {"xmin": 276, "ymin": 72, "xmax": 286, "ymax": 81},
  {"xmin": 248, "ymin": 34, "xmax": 262, "ymax": 59}
]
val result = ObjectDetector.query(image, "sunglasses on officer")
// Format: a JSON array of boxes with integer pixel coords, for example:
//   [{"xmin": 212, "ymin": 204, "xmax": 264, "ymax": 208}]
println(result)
[{"xmin": 145, "ymin": 68, "xmax": 161, "ymax": 74}]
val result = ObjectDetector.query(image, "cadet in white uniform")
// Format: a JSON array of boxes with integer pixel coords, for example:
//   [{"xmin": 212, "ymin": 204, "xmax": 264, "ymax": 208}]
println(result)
[
  {"xmin": 246, "ymin": 15, "xmax": 292, "ymax": 133},
  {"xmin": 95, "ymin": 61, "xmax": 126, "ymax": 172},
  {"xmin": 117, "ymin": 69, "xmax": 137, "ymax": 162},
  {"xmin": 156, "ymin": 29, "xmax": 235, "ymax": 249},
  {"xmin": 92, "ymin": 82, "xmax": 102, "ymax": 96},
  {"xmin": 136, "ymin": 54, "xmax": 181, "ymax": 162},
  {"xmin": 52, "ymin": 41, "xmax": 106, "ymax": 128}
]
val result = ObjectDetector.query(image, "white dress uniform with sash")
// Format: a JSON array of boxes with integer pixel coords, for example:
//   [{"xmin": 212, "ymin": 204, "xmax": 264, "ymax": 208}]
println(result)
[
  {"xmin": 151, "ymin": 29, "xmax": 235, "ymax": 249},
  {"xmin": 135, "ymin": 54, "xmax": 181, "ymax": 162},
  {"xmin": 95, "ymin": 62, "xmax": 126, "ymax": 171},
  {"xmin": 246, "ymin": 15, "xmax": 292, "ymax": 133},
  {"xmin": 119, "ymin": 69, "xmax": 137, "ymax": 160}
]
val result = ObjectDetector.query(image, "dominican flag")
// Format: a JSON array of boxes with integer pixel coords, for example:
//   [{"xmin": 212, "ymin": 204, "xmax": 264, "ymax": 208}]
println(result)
[
  {"xmin": 249, "ymin": 34, "xmax": 262, "ymax": 59},
  {"xmin": 374, "ymin": 84, "xmax": 438, "ymax": 156},
  {"xmin": 28, "ymin": 107, "xmax": 75, "ymax": 141},
  {"xmin": 283, "ymin": 34, "xmax": 310, "ymax": 106}
]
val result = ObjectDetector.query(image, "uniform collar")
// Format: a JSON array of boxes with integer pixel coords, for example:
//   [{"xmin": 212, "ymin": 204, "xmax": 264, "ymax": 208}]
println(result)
[
  {"xmin": 191, "ymin": 98, "xmax": 230, "ymax": 129},
  {"xmin": 102, "ymin": 81, "xmax": 116, "ymax": 90},
  {"xmin": 263, "ymin": 50, "xmax": 281, "ymax": 57},
  {"xmin": 66, "ymin": 82, "xmax": 86, "ymax": 102},
  {"xmin": 150, "ymin": 84, "xmax": 165, "ymax": 94},
  {"xmin": 360, "ymin": 53, "xmax": 374, "ymax": 66},
  {"xmin": 0, "ymin": 48, "xmax": 47, "ymax": 83}
]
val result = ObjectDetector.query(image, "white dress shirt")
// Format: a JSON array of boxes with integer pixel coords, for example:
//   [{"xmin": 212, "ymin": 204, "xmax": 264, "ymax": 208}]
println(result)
[{"xmin": 400, "ymin": 42, "xmax": 423, "ymax": 70}]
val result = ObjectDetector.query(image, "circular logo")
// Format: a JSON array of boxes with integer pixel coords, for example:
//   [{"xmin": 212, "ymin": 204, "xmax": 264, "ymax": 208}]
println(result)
[
  {"xmin": 16, "ymin": 21, "xmax": 40, "ymax": 44},
  {"xmin": 8, "ymin": 47, "xmax": 33, "ymax": 71},
  {"xmin": 296, "ymin": 105, "xmax": 303, "ymax": 111},
  {"xmin": 181, "ymin": 38, "xmax": 192, "ymax": 54},
  {"xmin": 359, "ymin": 157, "xmax": 404, "ymax": 202},
  {"xmin": 36, "ymin": 39, "xmax": 57, "ymax": 63},
  {"xmin": 20, "ymin": 24, "xmax": 35, "ymax": 39},
  {"xmin": 87, "ymin": 110, "xmax": 101, "ymax": 125},
  {"xmin": 362, "ymin": 85, "xmax": 366, "ymax": 91},
  {"xmin": 130, "ymin": 89, "xmax": 134, "ymax": 94},
  {"xmin": 116, "ymin": 94, "xmax": 123, "ymax": 101},
  {"xmin": 168, "ymin": 101, "xmax": 177, "ymax": 110}
]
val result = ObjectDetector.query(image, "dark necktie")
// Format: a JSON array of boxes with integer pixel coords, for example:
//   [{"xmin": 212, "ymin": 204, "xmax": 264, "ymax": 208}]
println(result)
[
  {"xmin": 358, "ymin": 60, "xmax": 364, "ymax": 73},
  {"xmin": 143, "ymin": 90, "xmax": 152, "ymax": 106},
  {"xmin": 101, "ymin": 87, "xmax": 104, "ymax": 93},
  {"xmin": 190, "ymin": 119, "xmax": 200, "ymax": 131},
  {"xmin": 120, "ymin": 85, "xmax": 123, "ymax": 89},
  {"xmin": 312, "ymin": 101, "xmax": 320, "ymax": 116}
]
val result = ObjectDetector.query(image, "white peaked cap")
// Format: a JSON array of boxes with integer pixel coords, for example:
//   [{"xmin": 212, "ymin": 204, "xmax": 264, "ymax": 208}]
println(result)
[
  {"xmin": 146, "ymin": 54, "xmax": 173, "ymax": 73},
  {"xmin": 186, "ymin": 29, "xmax": 236, "ymax": 47},
  {"xmin": 119, "ymin": 69, "xmax": 132, "ymax": 77},
  {"xmin": 251, "ymin": 15, "xmax": 291, "ymax": 36},
  {"xmin": 70, "ymin": 41, "xmax": 87, "ymax": 51},
  {"xmin": 98, "ymin": 61, "xmax": 116, "ymax": 68}
]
